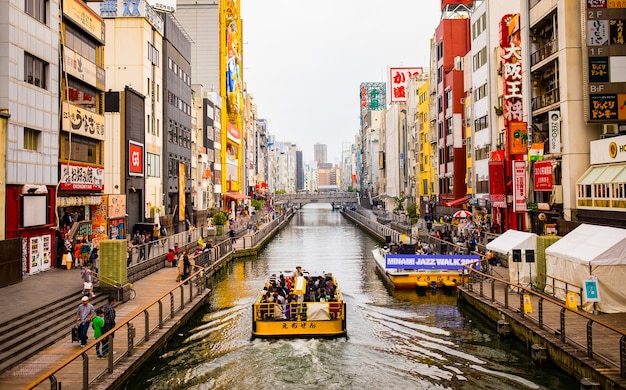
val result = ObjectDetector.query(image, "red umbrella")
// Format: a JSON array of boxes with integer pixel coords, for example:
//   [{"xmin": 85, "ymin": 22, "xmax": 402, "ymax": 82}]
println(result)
[{"xmin": 453, "ymin": 210, "xmax": 472, "ymax": 219}]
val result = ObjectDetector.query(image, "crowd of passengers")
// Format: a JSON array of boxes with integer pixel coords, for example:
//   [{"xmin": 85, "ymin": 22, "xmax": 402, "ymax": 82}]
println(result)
[{"xmin": 259, "ymin": 266, "xmax": 338, "ymax": 319}]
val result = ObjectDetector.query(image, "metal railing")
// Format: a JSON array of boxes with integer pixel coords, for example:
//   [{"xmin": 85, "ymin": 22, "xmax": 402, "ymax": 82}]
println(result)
[
  {"xmin": 463, "ymin": 263, "xmax": 626, "ymax": 377},
  {"xmin": 26, "ymin": 263, "xmax": 210, "ymax": 390}
]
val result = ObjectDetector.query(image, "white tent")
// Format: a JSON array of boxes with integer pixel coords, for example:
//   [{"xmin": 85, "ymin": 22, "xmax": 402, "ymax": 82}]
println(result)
[
  {"xmin": 486, "ymin": 229, "xmax": 538, "ymax": 287},
  {"xmin": 545, "ymin": 224, "xmax": 626, "ymax": 313}
]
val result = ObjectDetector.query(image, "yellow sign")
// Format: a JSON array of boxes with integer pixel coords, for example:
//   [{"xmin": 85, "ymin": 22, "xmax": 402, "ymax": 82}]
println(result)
[
  {"xmin": 62, "ymin": 102, "xmax": 105, "ymax": 140},
  {"xmin": 566, "ymin": 292, "xmax": 578, "ymax": 310},
  {"xmin": 62, "ymin": 0, "xmax": 104, "ymax": 42},
  {"xmin": 523, "ymin": 294, "xmax": 533, "ymax": 314}
]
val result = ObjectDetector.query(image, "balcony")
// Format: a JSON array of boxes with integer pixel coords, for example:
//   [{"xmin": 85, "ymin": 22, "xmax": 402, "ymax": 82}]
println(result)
[
  {"xmin": 530, "ymin": 38, "xmax": 558, "ymax": 68},
  {"xmin": 531, "ymin": 88, "xmax": 560, "ymax": 112}
]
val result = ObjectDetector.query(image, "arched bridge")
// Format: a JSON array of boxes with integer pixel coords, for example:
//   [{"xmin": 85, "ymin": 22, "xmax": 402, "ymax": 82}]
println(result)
[{"xmin": 274, "ymin": 192, "xmax": 359, "ymax": 206}]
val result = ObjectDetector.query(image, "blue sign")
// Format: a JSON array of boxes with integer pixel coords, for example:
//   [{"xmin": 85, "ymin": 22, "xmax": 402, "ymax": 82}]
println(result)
[
  {"xmin": 583, "ymin": 280, "xmax": 600, "ymax": 303},
  {"xmin": 385, "ymin": 254, "xmax": 480, "ymax": 270}
]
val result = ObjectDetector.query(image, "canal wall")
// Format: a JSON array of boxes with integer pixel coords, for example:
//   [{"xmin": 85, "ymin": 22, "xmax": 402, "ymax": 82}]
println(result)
[{"xmin": 458, "ymin": 289, "xmax": 626, "ymax": 389}]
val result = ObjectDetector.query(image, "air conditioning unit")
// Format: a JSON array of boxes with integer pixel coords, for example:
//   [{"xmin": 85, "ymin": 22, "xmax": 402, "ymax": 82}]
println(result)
[
  {"xmin": 551, "ymin": 185, "xmax": 563, "ymax": 204},
  {"xmin": 603, "ymin": 124, "xmax": 618, "ymax": 135},
  {"xmin": 454, "ymin": 56, "xmax": 463, "ymax": 71}
]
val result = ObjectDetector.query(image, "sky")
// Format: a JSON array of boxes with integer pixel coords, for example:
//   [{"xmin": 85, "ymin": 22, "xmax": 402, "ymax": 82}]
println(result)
[{"xmin": 240, "ymin": 0, "xmax": 442, "ymax": 164}]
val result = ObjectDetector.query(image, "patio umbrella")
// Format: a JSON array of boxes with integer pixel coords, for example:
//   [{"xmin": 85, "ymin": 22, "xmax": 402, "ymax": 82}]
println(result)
[{"xmin": 453, "ymin": 210, "xmax": 472, "ymax": 219}]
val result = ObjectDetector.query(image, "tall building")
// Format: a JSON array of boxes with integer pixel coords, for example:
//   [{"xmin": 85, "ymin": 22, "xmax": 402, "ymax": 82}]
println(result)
[
  {"xmin": 1, "ymin": 0, "xmax": 62, "ymax": 274},
  {"xmin": 435, "ymin": 0, "xmax": 473, "ymax": 207},
  {"xmin": 314, "ymin": 143, "xmax": 327, "ymax": 164}
]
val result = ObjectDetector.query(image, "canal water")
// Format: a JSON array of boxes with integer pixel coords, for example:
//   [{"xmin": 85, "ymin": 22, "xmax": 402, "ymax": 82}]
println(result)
[{"xmin": 127, "ymin": 205, "xmax": 577, "ymax": 389}]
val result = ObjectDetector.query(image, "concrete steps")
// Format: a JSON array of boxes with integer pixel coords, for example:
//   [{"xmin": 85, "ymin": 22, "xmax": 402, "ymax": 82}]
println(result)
[{"xmin": 0, "ymin": 291, "xmax": 106, "ymax": 374}]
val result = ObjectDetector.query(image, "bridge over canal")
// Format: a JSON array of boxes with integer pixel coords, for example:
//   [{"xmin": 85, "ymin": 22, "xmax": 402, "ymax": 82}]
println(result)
[{"xmin": 274, "ymin": 191, "xmax": 358, "ymax": 206}]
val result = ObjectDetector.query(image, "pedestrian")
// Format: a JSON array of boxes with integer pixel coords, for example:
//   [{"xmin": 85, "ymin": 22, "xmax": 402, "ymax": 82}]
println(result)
[
  {"xmin": 229, "ymin": 228, "xmax": 237, "ymax": 244},
  {"xmin": 173, "ymin": 243, "xmax": 179, "ymax": 267},
  {"xmin": 167, "ymin": 247, "xmax": 176, "ymax": 266},
  {"xmin": 176, "ymin": 251, "xmax": 186, "ymax": 282},
  {"xmin": 81, "ymin": 262, "xmax": 96, "ymax": 297},
  {"xmin": 74, "ymin": 240, "xmax": 82, "ymax": 268},
  {"xmin": 75, "ymin": 296, "xmax": 95, "ymax": 348},
  {"xmin": 182, "ymin": 254, "xmax": 191, "ymax": 284},
  {"xmin": 101, "ymin": 295, "xmax": 116, "ymax": 358},
  {"xmin": 80, "ymin": 238, "xmax": 91, "ymax": 266},
  {"xmin": 92, "ymin": 308, "xmax": 105, "ymax": 359}
]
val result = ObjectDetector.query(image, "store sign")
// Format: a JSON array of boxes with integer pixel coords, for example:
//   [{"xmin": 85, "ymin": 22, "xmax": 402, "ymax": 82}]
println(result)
[
  {"xmin": 513, "ymin": 161, "xmax": 527, "ymax": 213},
  {"xmin": 63, "ymin": 0, "xmax": 104, "ymax": 42},
  {"xmin": 388, "ymin": 67, "xmax": 422, "ymax": 103},
  {"xmin": 107, "ymin": 194, "xmax": 126, "ymax": 219},
  {"xmin": 534, "ymin": 161, "xmax": 553, "ymax": 191},
  {"xmin": 129, "ymin": 141, "xmax": 144, "ymax": 176},
  {"xmin": 62, "ymin": 102, "xmax": 105, "ymax": 140},
  {"xmin": 98, "ymin": 0, "xmax": 163, "ymax": 34},
  {"xmin": 60, "ymin": 162, "xmax": 104, "ymax": 191},
  {"xmin": 63, "ymin": 48, "xmax": 97, "ymax": 87},
  {"xmin": 548, "ymin": 111, "xmax": 561, "ymax": 154},
  {"xmin": 509, "ymin": 121, "xmax": 528, "ymax": 155},
  {"xmin": 489, "ymin": 160, "xmax": 506, "ymax": 208},
  {"xmin": 591, "ymin": 134, "xmax": 626, "ymax": 163},
  {"xmin": 179, "ymin": 162, "xmax": 186, "ymax": 221},
  {"xmin": 227, "ymin": 123, "xmax": 241, "ymax": 144},
  {"xmin": 500, "ymin": 14, "xmax": 524, "ymax": 123},
  {"xmin": 57, "ymin": 195, "xmax": 103, "ymax": 207}
]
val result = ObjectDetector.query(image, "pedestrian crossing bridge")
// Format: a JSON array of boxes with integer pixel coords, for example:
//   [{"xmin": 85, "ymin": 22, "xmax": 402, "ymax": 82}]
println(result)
[{"xmin": 274, "ymin": 192, "xmax": 358, "ymax": 206}]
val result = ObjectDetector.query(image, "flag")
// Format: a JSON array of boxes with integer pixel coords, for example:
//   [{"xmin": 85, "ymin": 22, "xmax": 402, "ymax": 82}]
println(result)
[{"xmin": 529, "ymin": 143, "xmax": 544, "ymax": 161}]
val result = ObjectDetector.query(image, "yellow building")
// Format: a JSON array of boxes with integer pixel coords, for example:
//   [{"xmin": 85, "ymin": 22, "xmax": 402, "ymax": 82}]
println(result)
[{"xmin": 417, "ymin": 79, "xmax": 434, "ymax": 199}]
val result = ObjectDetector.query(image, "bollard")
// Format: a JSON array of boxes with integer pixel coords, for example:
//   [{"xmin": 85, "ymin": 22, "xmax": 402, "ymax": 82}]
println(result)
[
  {"xmin": 497, "ymin": 320, "xmax": 511, "ymax": 337},
  {"xmin": 580, "ymin": 378, "xmax": 601, "ymax": 389},
  {"xmin": 530, "ymin": 344, "xmax": 547, "ymax": 365}
]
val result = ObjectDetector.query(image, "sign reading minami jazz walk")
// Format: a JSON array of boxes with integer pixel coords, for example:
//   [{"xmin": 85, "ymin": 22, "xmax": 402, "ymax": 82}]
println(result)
[{"xmin": 385, "ymin": 254, "xmax": 479, "ymax": 270}]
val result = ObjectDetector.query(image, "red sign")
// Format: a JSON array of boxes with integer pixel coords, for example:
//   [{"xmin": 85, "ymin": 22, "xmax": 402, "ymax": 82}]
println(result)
[
  {"xmin": 389, "ymin": 67, "xmax": 423, "ymax": 103},
  {"xmin": 227, "ymin": 123, "xmax": 241, "ymax": 144},
  {"xmin": 489, "ymin": 161, "xmax": 506, "ymax": 208},
  {"xmin": 129, "ymin": 141, "xmax": 143, "ymax": 176},
  {"xmin": 534, "ymin": 161, "xmax": 553, "ymax": 191}
]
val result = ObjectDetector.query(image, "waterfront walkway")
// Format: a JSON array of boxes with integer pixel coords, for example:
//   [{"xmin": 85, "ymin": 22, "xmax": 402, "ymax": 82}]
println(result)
[{"xmin": 0, "ymin": 231, "xmax": 257, "ymax": 389}]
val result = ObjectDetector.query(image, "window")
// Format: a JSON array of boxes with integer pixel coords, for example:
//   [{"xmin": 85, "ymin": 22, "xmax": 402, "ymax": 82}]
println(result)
[
  {"xmin": 147, "ymin": 43, "xmax": 159, "ymax": 66},
  {"xmin": 146, "ymin": 153, "xmax": 160, "ymax": 177},
  {"xmin": 25, "ymin": 0, "xmax": 46, "ymax": 23},
  {"xmin": 24, "ymin": 128, "xmax": 41, "ymax": 151},
  {"xmin": 473, "ymin": 47, "xmax": 487, "ymax": 71},
  {"xmin": 24, "ymin": 53, "xmax": 47, "ymax": 89},
  {"xmin": 62, "ymin": 133, "xmax": 101, "ymax": 164}
]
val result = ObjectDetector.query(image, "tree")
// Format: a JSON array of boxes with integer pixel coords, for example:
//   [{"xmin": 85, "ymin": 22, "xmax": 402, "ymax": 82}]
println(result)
[
  {"xmin": 393, "ymin": 195, "xmax": 406, "ymax": 213},
  {"xmin": 406, "ymin": 203, "xmax": 419, "ymax": 223}
]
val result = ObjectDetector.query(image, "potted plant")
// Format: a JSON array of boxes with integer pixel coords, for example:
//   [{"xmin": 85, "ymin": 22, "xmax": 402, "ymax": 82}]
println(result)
[
  {"xmin": 212, "ymin": 211, "xmax": 228, "ymax": 236},
  {"xmin": 494, "ymin": 105, "xmax": 503, "ymax": 116}
]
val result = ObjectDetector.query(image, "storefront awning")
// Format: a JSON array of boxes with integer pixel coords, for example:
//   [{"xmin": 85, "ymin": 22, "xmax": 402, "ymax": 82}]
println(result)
[
  {"xmin": 577, "ymin": 164, "xmax": 626, "ymax": 185},
  {"xmin": 223, "ymin": 192, "xmax": 250, "ymax": 200},
  {"xmin": 445, "ymin": 196, "xmax": 471, "ymax": 207}
]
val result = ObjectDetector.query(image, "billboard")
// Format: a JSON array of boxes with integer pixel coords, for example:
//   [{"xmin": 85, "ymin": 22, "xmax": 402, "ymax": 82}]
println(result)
[
  {"xmin": 128, "ymin": 141, "xmax": 144, "ymax": 177},
  {"xmin": 389, "ymin": 67, "xmax": 423, "ymax": 103}
]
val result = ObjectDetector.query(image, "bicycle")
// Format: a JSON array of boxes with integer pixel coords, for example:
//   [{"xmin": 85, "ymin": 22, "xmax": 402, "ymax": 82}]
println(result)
[{"xmin": 129, "ymin": 283, "xmax": 136, "ymax": 300}]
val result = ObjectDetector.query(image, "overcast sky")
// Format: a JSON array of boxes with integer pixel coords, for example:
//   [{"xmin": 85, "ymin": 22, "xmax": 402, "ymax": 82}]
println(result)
[{"xmin": 240, "ymin": 0, "xmax": 442, "ymax": 164}]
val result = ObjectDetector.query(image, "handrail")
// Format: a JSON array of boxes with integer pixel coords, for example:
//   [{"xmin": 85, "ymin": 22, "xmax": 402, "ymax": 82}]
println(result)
[
  {"xmin": 25, "ymin": 265, "xmax": 208, "ymax": 390},
  {"xmin": 462, "ymin": 262, "xmax": 626, "ymax": 376}
]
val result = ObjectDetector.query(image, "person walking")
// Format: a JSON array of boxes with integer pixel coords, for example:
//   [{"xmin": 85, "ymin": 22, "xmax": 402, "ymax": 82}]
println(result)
[
  {"xmin": 101, "ymin": 295, "xmax": 116, "ymax": 358},
  {"xmin": 80, "ymin": 238, "xmax": 91, "ymax": 267},
  {"xmin": 75, "ymin": 296, "xmax": 95, "ymax": 348},
  {"xmin": 92, "ymin": 308, "xmax": 105, "ymax": 359},
  {"xmin": 177, "ymin": 251, "xmax": 186, "ymax": 282},
  {"xmin": 81, "ymin": 262, "xmax": 96, "ymax": 297}
]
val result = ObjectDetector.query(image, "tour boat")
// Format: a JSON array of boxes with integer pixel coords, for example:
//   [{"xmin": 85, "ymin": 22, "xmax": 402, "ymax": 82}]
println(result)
[
  {"xmin": 251, "ymin": 271, "xmax": 347, "ymax": 339},
  {"xmin": 371, "ymin": 244, "xmax": 477, "ymax": 290}
]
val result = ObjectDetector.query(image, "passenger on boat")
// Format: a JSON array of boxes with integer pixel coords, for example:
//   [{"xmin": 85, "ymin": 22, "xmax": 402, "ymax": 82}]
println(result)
[
  {"xmin": 293, "ymin": 266, "xmax": 303, "ymax": 278},
  {"xmin": 306, "ymin": 277, "xmax": 317, "ymax": 302},
  {"xmin": 270, "ymin": 291, "xmax": 286, "ymax": 319},
  {"xmin": 317, "ymin": 288, "xmax": 330, "ymax": 302}
]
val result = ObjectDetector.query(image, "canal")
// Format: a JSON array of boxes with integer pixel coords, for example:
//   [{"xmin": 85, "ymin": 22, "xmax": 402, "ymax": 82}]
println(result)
[{"xmin": 127, "ymin": 205, "xmax": 577, "ymax": 389}]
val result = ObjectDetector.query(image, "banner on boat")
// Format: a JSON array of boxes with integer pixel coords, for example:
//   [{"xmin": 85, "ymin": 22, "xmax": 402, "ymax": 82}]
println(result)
[{"xmin": 385, "ymin": 254, "xmax": 480, "ymax": 270}]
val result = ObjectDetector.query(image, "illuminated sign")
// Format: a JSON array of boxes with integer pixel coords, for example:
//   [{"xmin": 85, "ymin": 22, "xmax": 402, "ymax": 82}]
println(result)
[
  {"xmin": 548, "ymin": 111, "xmax": 561, "ymax": 153},
  {"xmin": 509, "ymin": 121, "xmax": 528, "ymax": 155}
]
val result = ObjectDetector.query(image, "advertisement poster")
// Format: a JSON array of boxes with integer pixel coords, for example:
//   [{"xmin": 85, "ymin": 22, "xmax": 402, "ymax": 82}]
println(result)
[
  {"xmin": 91, "ymin": 198, "xmax": 108, "ymax": 246},
  {"xmin": 513, "ymin": 160, "xmax": 527, "ymax": 213}
]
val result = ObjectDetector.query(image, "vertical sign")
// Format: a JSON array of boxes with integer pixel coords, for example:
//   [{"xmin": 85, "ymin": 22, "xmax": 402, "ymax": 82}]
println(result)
[
  {"xmin": 534, "ymin": 161, "xmax": 554, "ymax": 191},
  {"xmin": 513, "ymin": 160, "xmax": 527, "ymax": 213},
  {"xmin": 178, "ymin": 162, "xmax": 186, "ymax": 222},
  {"xmin": 548, "ymin": 111, "xmax": 561, "ymax": 153},
  {"xmin": 500, "ymin": 14, "xmax": 523, "ymax": 123},
  {"xmin": 585, "ymin": 1, "xmax": 626, "ymax": 122},
  {"xmin": 388, "ymin": 67, "xmax": 422, "ymax": 103},
  {"xmin": 509, "ymin": 121, "xmax": 528, "ymax": 155}
]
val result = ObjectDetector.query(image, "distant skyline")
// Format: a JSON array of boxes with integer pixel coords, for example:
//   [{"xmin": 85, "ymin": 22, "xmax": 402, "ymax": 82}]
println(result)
[{"xmin": 240, "ymin": 0, "xmax": 441, "ymax": 163}]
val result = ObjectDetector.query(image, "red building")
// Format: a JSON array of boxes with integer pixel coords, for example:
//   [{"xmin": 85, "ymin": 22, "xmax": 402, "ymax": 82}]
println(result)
[{"xmin": 435, "ymin": 1, "xmax": 473, "ymax": 206}]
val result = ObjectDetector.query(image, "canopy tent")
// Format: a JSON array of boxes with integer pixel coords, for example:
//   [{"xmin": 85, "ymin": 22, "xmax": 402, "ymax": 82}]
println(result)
[
  {"xmin": 545, "ymin": 224, "xmax": 626, "ymax": 313},
  {"xmin": 486, "ymin": 229, "xmax": 538, "ymax": 287}
]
